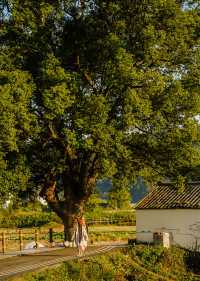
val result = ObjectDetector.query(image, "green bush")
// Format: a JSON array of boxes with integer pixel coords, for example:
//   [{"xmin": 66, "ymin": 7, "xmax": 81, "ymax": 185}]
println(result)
[
  {"xmin": 0, "ymin": 211, "xmax": 61, "ymax": 228},
  {"xmin": 128, "ymin": 245, "xmax": 200, "ymax": 280}
]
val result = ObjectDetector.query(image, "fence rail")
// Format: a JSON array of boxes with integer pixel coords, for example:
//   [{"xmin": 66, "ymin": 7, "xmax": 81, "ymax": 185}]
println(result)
[
  {"xmin": 0, "ymin": 228, "xmax": 62, "ymax": 254},
  {"xmin": 0, "ymin": 218, "xmax": 136, "ymax": 254},
  {"xmin": 87, "ymin": 217, "xmax": 135, "ymax": 225}
]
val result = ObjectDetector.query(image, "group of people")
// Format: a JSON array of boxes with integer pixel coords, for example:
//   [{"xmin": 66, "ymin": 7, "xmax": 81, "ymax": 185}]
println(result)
[{"xmin": 71, "ymin": 216, "xmax": 89, "ymax": 256}]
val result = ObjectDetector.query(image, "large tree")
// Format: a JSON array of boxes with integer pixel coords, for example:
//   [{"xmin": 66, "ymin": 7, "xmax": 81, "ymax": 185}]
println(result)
[{"xmin": 0, "ymin": 0, "xmax": 200, "ymax": 240}]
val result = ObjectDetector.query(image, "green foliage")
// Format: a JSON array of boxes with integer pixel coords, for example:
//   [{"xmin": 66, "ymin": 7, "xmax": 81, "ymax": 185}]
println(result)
[
  {"xmin": 12, "ymin": 246, "xmax": 200, "ymax": 281},
  {"xmin": 128, "ymin": 245, "xmax": 200, "ymax": 280},
  {"xmin": 1, "ymin": 0, "xmax": 200, "ymax": 221},
  {"xmin": 108, "ymin": 188, "xmax": 132, "ymax": 209},
  {"xmin": 85, "ymin": 191, "xmax": 103, "ymax": 212},
  {"xmin": 0, "ymin": 210, "xmax": 60, "ymax": 228},
  {"xmin": 108, "ymin": 178, "xmax": 132, "ymax": 209},
  {"xmin": 0, "ymin": 208, "xmax": 130, "ymax": 229},
  {"xmin": 17, "ymin": 264, "xmax": 71, "ymax": 281},
  {"xmin": 0, "ymin": 69, "xmax": 35, "ymax": 201},
  {"xmin": 131, "ymin": 245, "xmax": 165, "ymax": 272},
  {"xmin": 0, "ymin": 208, "xmax": 135, "ymax": 228}
]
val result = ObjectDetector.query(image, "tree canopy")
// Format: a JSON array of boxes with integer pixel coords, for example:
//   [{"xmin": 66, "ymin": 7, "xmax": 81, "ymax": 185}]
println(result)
[{"xmin": 0, "ymin": 0, "xmax": 200, "ymax": 238}]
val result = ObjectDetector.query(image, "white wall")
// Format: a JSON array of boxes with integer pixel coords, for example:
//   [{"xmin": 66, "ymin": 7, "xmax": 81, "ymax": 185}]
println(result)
[{"xmin": 136, "ymin": 209, "xmax": 200, "ymax": 250}]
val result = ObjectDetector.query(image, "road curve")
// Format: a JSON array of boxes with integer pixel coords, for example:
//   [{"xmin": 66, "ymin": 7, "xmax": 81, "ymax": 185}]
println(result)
[{"xmin": 0, "ymin": 244, "xmax": 126, "ymax": 280}]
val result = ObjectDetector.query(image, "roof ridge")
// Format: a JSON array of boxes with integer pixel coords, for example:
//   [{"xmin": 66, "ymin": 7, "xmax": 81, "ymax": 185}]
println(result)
[{"xmin": 158, "ymin": 181, "xmax": 200, "ymax": 185}]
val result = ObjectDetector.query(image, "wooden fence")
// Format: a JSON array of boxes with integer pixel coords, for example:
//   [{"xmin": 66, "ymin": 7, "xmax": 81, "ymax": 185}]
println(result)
[
  {"xmin": 0, "ymin": 228, "xmax": 62, "ymax": 254},
  {"xmin": 0, "ymin": 218, "xmax": 136, "ymax": 254}
]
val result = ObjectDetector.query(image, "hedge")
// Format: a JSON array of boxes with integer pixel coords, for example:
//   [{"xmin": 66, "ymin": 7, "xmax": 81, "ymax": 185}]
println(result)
[{"xmin": 0, "ymin": 212, "xmax": 61, "ymax": 228}]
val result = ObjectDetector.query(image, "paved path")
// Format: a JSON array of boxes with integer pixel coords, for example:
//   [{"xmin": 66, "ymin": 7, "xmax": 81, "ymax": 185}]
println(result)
[{"xmin": 0, "ymin": 244, "xmax": 126, "ymax": 280}]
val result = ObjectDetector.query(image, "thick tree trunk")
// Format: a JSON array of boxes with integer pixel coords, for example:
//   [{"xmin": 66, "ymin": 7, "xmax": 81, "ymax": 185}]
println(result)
[
  {"xmin": 64, "ymin": 220, "xmax": 74, "ymax": 242},
  {"xmin": 49, "ymin": 200, "xmax": 84, "ymax": 243},
  {"xmin": 63, "ymin": 213, "xmax": 77, "ymax": 242},
  {"xmin": 40, "ymin": 171, "xmax": 95, "ymax": 243},
  {"xmin": 48, "ymin": 200, "xmax": 85, "ymax": 244}
]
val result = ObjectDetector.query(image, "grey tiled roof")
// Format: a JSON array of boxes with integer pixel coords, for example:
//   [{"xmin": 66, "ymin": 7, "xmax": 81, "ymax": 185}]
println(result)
[{"xmin": 136, "ymin": 182, "xmax": 200, "ymax": 209}]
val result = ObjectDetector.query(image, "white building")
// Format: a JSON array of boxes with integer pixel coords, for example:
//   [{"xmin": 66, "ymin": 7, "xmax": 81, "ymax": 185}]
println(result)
[{"xmin": 136, "ymin": 182, "xmax": 200, "ymax": 250}]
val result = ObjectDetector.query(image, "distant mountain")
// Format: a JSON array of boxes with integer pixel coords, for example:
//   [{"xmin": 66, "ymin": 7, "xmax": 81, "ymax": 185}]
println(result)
[
  {"xmin": 96, "ymin": 179, "xmax": 112, "ymax": 193},
  {"xmin": 131, "ymin": 177, "xmax": 150, "ymax": 203},
  {"xmin": 96, "ymin": 177, "xmax": 149, "ymax": 203}
]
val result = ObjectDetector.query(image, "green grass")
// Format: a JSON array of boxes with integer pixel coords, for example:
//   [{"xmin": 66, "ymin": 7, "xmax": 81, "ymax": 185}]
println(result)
[
  {"xmin": 89, "ymin": 225, "xmax": 135, "ymax": 232},
  {"xmin": 89, "ymin": 225, "xmax": 135, "ymax": 243},
  {"xmin": 0, "ymin": 208, "xmax": 135, "ymax": 229},
  {"xmin": 10, "ymin": 245, "xmax": 200, "ymax": 281}
]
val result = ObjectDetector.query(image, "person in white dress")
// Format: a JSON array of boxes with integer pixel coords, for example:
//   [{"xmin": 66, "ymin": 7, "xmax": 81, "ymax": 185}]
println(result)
[{"xmin": 72, "ymin": 216, "xmax": 88, "ymax": 256}]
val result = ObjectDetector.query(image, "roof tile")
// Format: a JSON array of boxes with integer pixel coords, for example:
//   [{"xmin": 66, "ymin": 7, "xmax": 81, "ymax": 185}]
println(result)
[{"xmin": 136, "ymin": 182, "xmax": 200, "ymax": 209}]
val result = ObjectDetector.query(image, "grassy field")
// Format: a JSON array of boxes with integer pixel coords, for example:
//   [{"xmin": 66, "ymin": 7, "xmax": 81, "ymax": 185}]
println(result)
[
  {"xmin": 10, "ymin": 245, "xmax": 200, "ymax": 281},
  {"xmin": 89, "ymin": 225, "xmax": 135, "ymax": 244},
  {"xmin": 0, "ymin": 208, "xmax": 135, "ymax": 228},
  {"xmin": 89, "ymin": 225, "xmax": 135, "ymax": 232}
]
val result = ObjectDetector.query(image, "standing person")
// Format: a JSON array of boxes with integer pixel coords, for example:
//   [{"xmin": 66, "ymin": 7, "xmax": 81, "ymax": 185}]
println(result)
[{"xmin": 72, "ymin": 215, "xmax": 88, "ymax": 256}]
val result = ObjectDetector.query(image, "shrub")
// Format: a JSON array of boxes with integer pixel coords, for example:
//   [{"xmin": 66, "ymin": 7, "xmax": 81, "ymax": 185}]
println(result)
[{"xmin": 0, "ymin": 211, "xmax": 61, "ymax": 228}]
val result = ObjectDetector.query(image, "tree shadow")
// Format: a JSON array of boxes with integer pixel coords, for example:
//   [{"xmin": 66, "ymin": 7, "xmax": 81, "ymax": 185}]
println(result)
[{"xmin": 184, "ymin": 249, "xmax": 200, "ymax": 274}]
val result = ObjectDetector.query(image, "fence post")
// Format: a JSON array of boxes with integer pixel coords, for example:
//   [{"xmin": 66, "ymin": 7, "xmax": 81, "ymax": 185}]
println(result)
[
  {"xmin": 2, "ymin": 232, "xmax": 6, "ymax": 254},
  {"xmin": 19, "ymin": 229, "xmax": 23, "ymax": 251},
  {"xmin": 49, "ymin": 228, "xmax": 53, "ymax": 247},
  {"xmin": 35, "ymin": 229, "xmax": 39, "ymax": 248}
]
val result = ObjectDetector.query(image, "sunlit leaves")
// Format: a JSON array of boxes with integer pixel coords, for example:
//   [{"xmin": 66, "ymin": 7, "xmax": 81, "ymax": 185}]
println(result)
[
  {"xmin": 0, "ymin": 69, "xmax": 35, "ymax": 150},
  {"xmin": 1, "ymin": 0, "xmax": 200, "ymax": 204}
]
